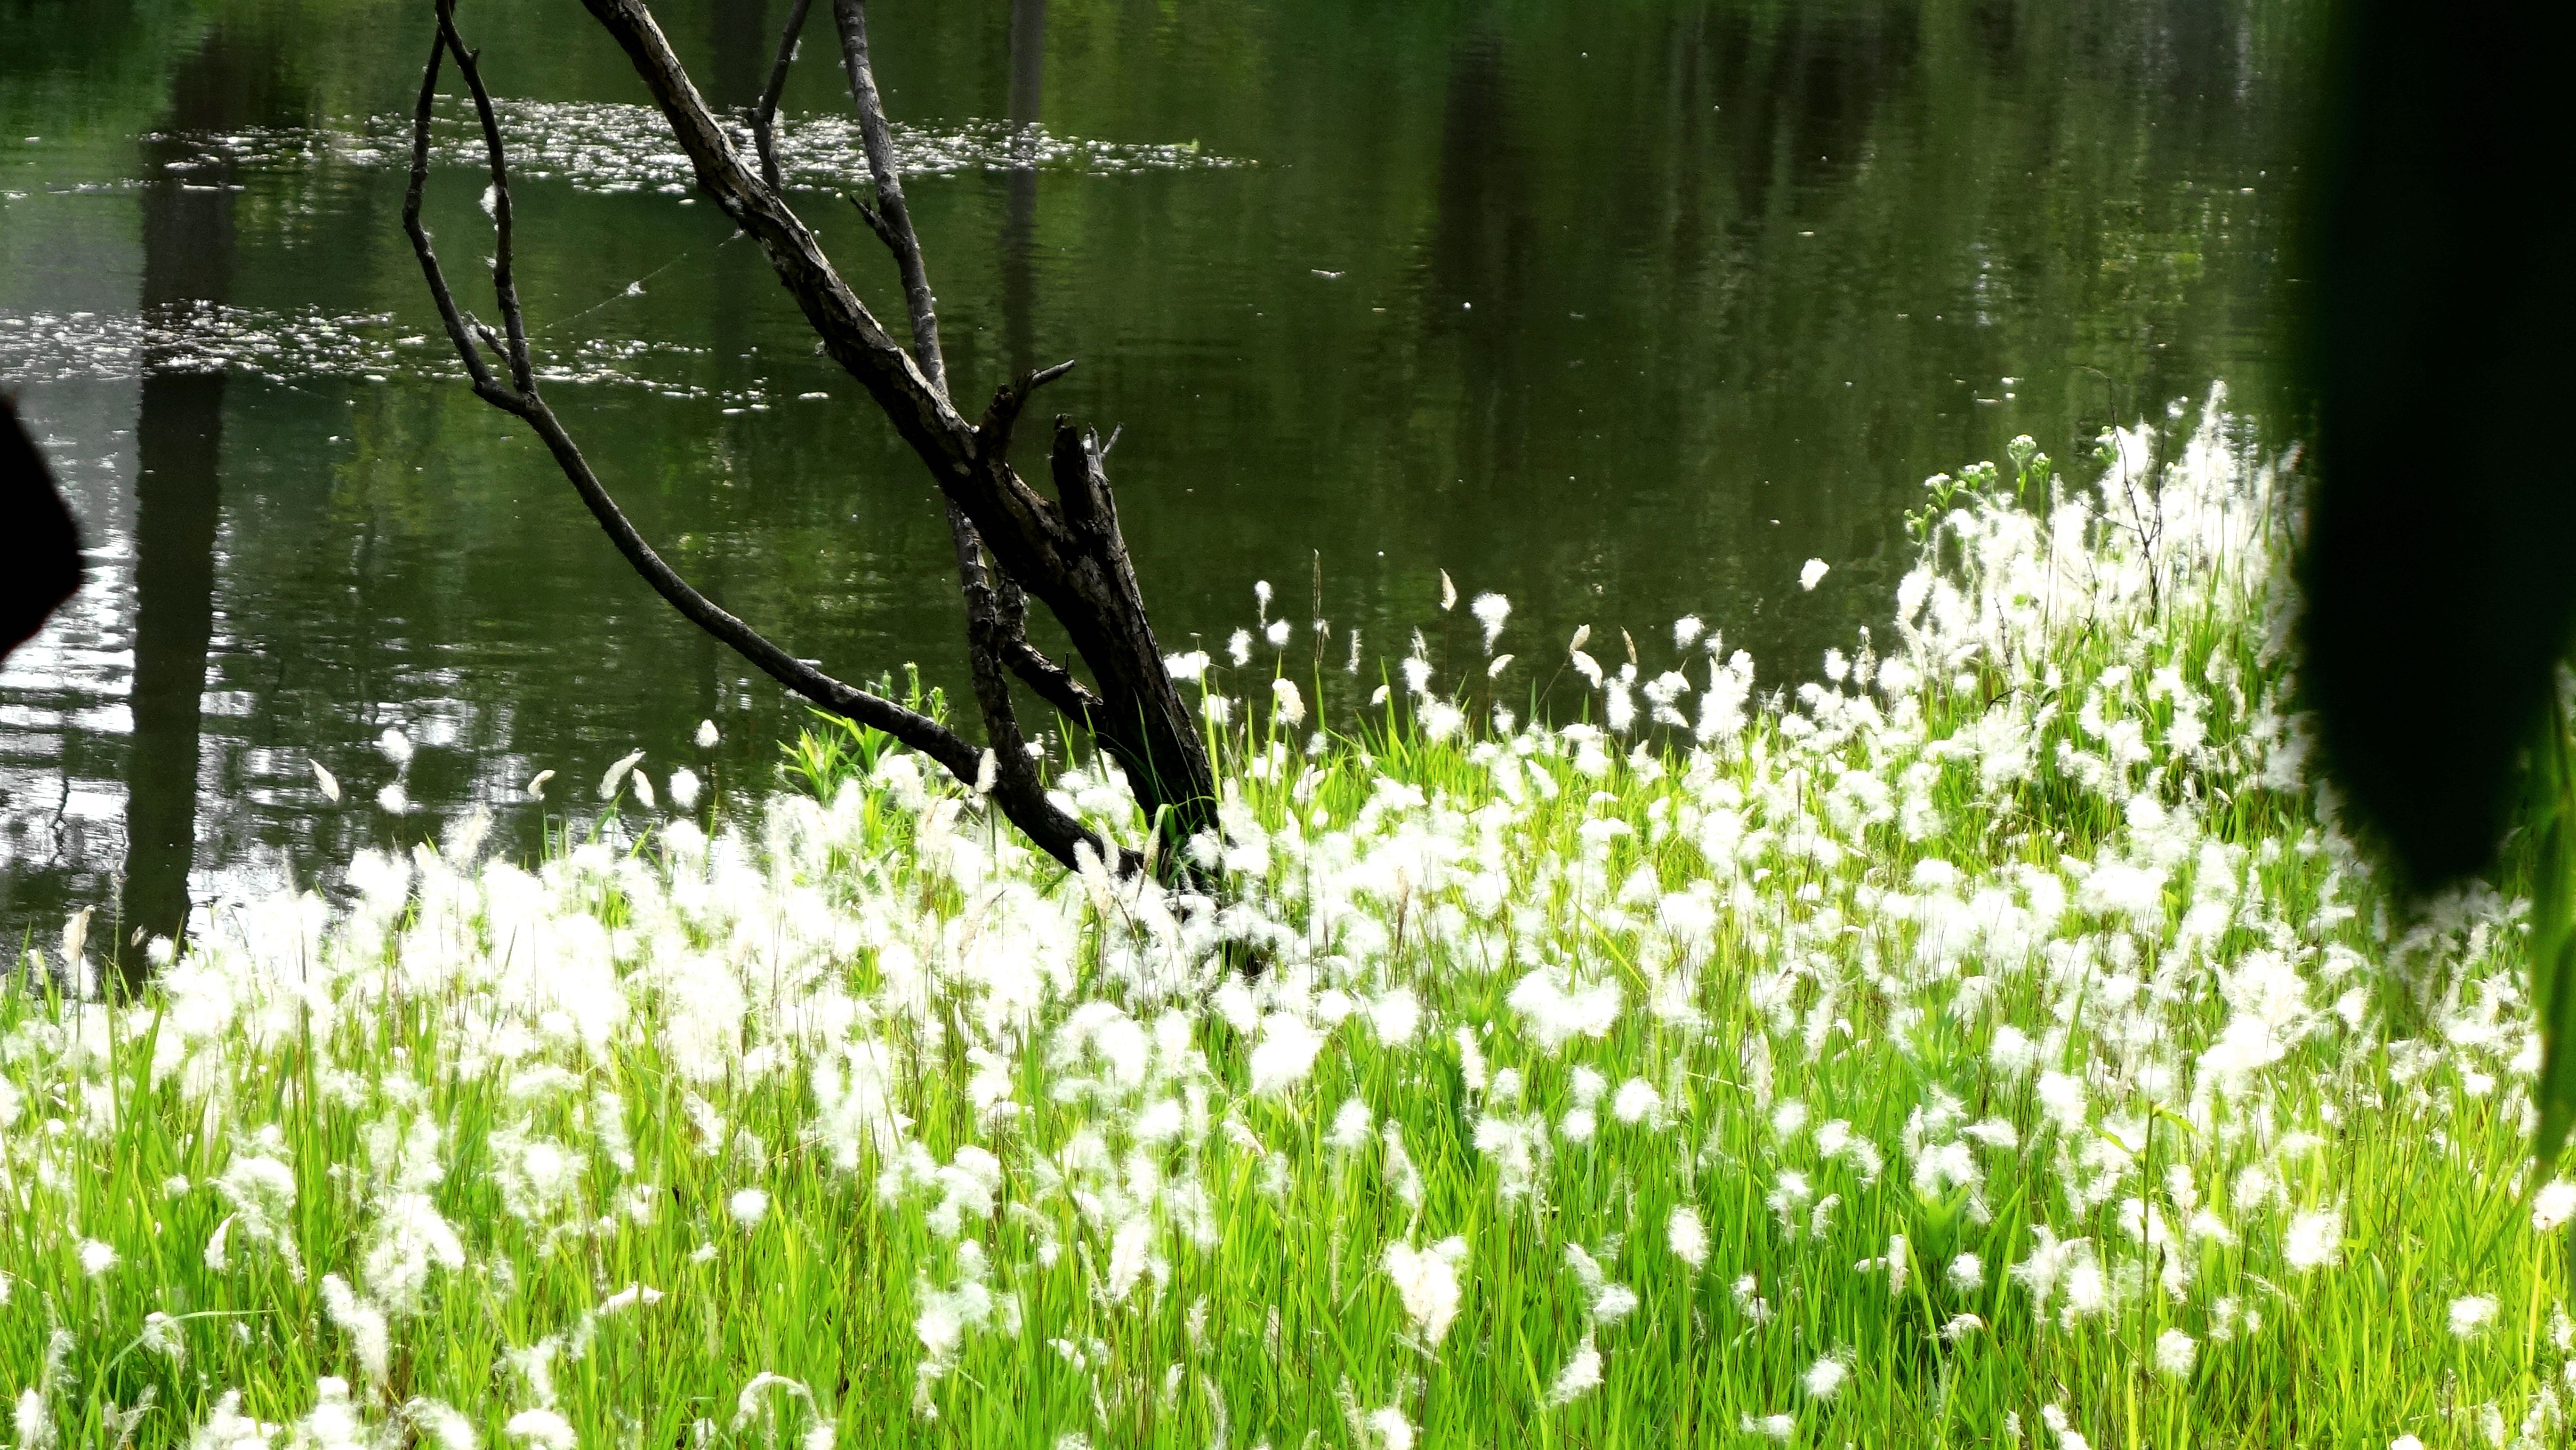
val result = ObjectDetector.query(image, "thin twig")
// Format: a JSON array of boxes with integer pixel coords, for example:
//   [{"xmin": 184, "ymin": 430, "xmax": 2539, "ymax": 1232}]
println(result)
[
  {"xmin": 400, "ymin": 21, "xmax": 496, "ymax": 396},
  {"xmin": 747, "ymin": 0, "xmax": 813, "ymax": 196},
  {"xmin": 831, "ymin": 0, "xmax": 944, "ymax": 395},
  {"xmin": 434, "ymin": 0, "xmax": 533, "ymax": 394}
]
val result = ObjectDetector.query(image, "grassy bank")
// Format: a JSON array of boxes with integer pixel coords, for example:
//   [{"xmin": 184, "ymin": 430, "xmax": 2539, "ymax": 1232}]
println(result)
[{"xmin": 4, "ymin": 391, "xmax": 2566, "ymax": 1448}]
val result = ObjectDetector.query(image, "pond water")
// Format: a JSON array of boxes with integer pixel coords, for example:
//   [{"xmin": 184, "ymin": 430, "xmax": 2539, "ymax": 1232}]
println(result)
[{"xmin": 0, "ymin": 0, "xmax": 2310, "ymax": 961}]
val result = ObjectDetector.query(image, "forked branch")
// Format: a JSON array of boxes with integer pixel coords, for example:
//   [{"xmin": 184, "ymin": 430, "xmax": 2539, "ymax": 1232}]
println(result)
[
  {"xmin": 746, "ymin": 0, "xmax": 813, "ymax": 196},
  {"xmin": 411, "ymin": 0, "xmax": 1219, "ymax": 886},
  {"xmin": 401, "ymin": 0, "xmax": 1101, "ymax": 855}
]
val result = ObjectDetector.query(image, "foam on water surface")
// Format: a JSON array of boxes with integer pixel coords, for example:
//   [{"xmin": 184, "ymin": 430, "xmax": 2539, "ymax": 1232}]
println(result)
[{"xmin": 147, "ymin": 95, "xmax": 1244, "ymax": 194}]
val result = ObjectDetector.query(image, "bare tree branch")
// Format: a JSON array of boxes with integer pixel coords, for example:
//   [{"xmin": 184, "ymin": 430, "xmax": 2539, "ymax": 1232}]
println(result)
[
  {"xmin": 400, "ymin": 24, "xmax": 498, "ymax": 398},
  {"xmin": 969, "ymin": 359, "xmax": 1101, "ymax": 725},
  {"xmin": 434, "ymin": 0, "xmax": 534, "ymax": 396},
  {"xmin": 746, "ymin": 0, "xmax": 813, "ymax": 197},
  {"xmin": 829, "ymin": 0, "xmax": 943, "ymax": 395},
  {"xmin": 433, "ymin": 0, "xmax": 1218, "ymax": 880},
  {"xmin": 402, "ymin": 0, "xmax": 1023, "ymax": 814},
  {"xmin": 574, "ymin": 0, "xmax": 1083, "ymax": 573},
  {"xmin": 976, "ymin": 358, "xmax": 1078, "ymax": 459}
]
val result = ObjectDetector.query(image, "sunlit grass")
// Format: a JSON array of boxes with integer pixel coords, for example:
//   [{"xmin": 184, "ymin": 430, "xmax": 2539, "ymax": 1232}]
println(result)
[{"xmin": 4, "ymin": 392, "xmax": 2569, "ymax": 1449}]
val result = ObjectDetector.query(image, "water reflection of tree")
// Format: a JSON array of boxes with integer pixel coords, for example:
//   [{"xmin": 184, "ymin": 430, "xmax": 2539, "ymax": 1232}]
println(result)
[
  {"xmin": 1001, "ymin": 0, "xmax": 1046, "ymax": 382},
  {"xmin": 116, "ymin": 22, "xmax": 298, "ymax": 988}
]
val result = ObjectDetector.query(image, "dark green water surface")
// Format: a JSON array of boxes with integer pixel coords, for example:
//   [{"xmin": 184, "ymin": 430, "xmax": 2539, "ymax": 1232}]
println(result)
[{"xmin": 0, "ymin": 0, "xmax": 2309, "ymax": 954}]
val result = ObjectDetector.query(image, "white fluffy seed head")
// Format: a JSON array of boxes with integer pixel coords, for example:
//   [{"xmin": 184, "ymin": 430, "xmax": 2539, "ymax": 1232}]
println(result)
[
  {"xmin": 2154, "ymin": 1329, "xmax": 2197, "ymax": 1379},
  {"xmin": 600, "ymin": 748, "xmax": 646, "ymax": 802},
  {"xmin": 2534, "ymin": 1180, "xmax": 2576, "ymax": 1234},
  {"xmin": 2449, "ymin": 1295, "xmax": 2498, "ymax": 1338},
  {"xmin": 1947, "ymin": 1253, "xmax": 1984, "ymax": 1294},
  {"xmin": 1547, "ymin": 1338, "xmax": 1602, "ymax": 1405},
  {"xmin": 2284, "ymin": 1208, "xmax": 2343, "ymax": 1273},
  {"xmin": 1380, "ymin": 1238, "xmax": 1465, "ymax": 1349},
  {"xmin": 1667, "ymin": 1205, "xmax": 1708, "ymax": 1270}
]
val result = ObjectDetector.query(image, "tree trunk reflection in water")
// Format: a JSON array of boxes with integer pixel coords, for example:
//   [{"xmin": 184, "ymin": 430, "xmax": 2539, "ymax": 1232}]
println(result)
[
  {"xmin": 115, "ymin": 27, "xmax": 289, "ymax": 991},
  {"xmin": 1000, "ymin": 0, "xmax": 1045, "ymax": 382}
]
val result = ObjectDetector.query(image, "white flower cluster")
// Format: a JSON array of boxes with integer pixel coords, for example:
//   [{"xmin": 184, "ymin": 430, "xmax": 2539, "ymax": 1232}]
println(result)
[{"xmin": 2, "ymin": 389, "xmax": 2563, "ymax": 1444}]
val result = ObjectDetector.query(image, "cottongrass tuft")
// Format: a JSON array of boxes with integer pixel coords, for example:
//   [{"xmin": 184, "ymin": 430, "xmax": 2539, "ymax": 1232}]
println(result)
[
  {"xmin": 1382, "ymin": 1238, "xmax": 1466, "ymax": 1348},
  {"xmin": 2451, "ymin": 1296, "xmax": 2499, "ymax": 1339},
  {"xmin": 404, "ymin": 1398, "xmax": 479, "ymax": 1450},
  {"xmin": 1471, "ymin": 592, "xmax": 1511, "ymax": 651},
  {"xmin": 728, "ymin": 1188, "xmax": 770, "ymax": 1229},
  {"xmin": 2284, "ymin": 1208, "xmax": 2343, "ymax": 1272},
  {"xmin": 1948, "ymin": 1253, "xmax": 1985, "ymax": 1295},
  {"xmin": 599, "ymin": 748, "xmax": 646, "ymax": 802},
  {"xmin": 2156, "ymin": 1329, "xmax": 2198, "ymax": 1380},
  {"xmin": 13, "ymin": 1389, "xmax": 46, "ymax": 1450},
  {"xmin": 1547, "ymin": 1337, "xmax": 1602, "ymax": 1406},
  {"xmin": 504, "ymin": 1408, "xmax": 576, "ymax": 1450},
  {"xmin": 1667, "ymin": 1205, "xmax": 1708, "ymax": 1270},
  {"xmin": 2536, "ymin": 1181, "xmax": 2576, "ymax": 1234}
]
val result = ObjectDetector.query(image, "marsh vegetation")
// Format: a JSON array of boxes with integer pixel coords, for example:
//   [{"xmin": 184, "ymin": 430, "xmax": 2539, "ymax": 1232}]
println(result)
[{"xmin": 8, "ymin": 401, "xmax": 2562, "ymax": 1446}]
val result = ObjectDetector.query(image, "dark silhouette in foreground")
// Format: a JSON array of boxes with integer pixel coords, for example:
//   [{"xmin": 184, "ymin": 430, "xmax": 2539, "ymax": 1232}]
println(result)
[
  {"xmin": 2298, "ymin": 5, "xmax": 2576, "ymax": 1162},
  {"xmin": 0, "ymin": 398, "xmax": 80, "ymax": 667}
]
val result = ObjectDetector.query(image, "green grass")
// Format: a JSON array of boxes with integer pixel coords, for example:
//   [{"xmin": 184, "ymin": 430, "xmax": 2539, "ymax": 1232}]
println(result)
[{"xmin": 4, "ymin": 396, "xmax": 2569, "ymax": 1449}]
